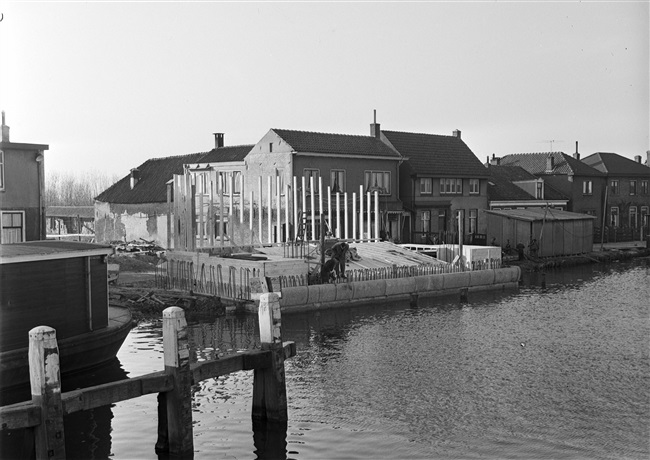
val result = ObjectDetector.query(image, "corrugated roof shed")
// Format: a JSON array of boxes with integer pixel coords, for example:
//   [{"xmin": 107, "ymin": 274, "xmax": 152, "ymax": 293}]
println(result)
[
  {"xmin": 272, "ymin": 129, "xmax": 401, "ymax": 158},
  {"xmin": 500, "ymin": 152, "xmax": 604, "ymax": 177},
  {"xmin": 582, "ymin": 152, "xmax": 650, "ymax": 177},
  {"xmin": 381, "ymin": 130, "xmax": 488, "ymax": 178},
  {"xmin": 485, "ymin": 208, "xmax": 595, "ymax": 222},
  {"xmin": 95, "ymin": 152, "xmax": 206, "ymax": 204}
]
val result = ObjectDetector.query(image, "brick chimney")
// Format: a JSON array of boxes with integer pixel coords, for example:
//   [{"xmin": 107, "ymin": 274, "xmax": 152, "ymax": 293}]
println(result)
[
  {"xmin": 490, "ymin": 154, "xmax": 500, "ymax": 166},
  {"xmin": 573, "ymin": 141, "xmax": 580, "ymax": 160},
  {"xmin": 370, "ymin": 109, "xmax": 381, "ymax": 138},
  {"xmin": 546, "ymin": 154, "xmax": 555, "ymax": 172},
  {"xmin": 213, "ymin": 133, "xmax": 224, "ymax": 148},
  {"xmin": 453, "ymin": 129, "xmax": 461, "ymax": 139},
  {"xmin": 634, "ymin": 155, "xmax": 642, "ymax": 163},
  {"xmin": 130, "ymin": 168, "xmax": 140, "ymax": 189},
  {"xmin": 1, "ymin": 111, "xmax": 9, "ymax": 142}
]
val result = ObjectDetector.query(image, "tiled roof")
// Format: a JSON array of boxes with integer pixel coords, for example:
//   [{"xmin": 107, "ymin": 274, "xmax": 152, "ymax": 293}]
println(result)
[
  {"xmin": 197, "ymin": 145, "xmax": 254, "ymax": 164},
  {"xmin": 581, "ymin": 152, "xmax": 650, "ymax": 177},
  {"xmin": 272, "ymin": 129, "xmax": 401, "ymax": 158},
  {"xmin": 381, "ymin": 130, "xmax": 488, "ymax": 178},
  {"xmin": 95, "ymin": 152, "xmax": 206, "ymax": 204},
  {"xmin": 499, "ymin": 152, "xmax": 605, "ymax": 177},
  {"xmin": 487, "ymin": 166, "xmax": 537, "ymax": 202},
  {"xmin": 487, "ymin": 165, "xmax": 569, "ymax": 202}
]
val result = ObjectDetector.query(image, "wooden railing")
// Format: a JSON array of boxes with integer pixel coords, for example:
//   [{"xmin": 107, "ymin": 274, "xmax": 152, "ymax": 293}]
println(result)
[{"xmin": 0, "ymin": 293, "xmax": 295, "ymax": 458}]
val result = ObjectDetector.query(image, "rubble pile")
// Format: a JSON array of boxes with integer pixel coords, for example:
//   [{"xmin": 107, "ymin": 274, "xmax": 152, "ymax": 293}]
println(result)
[{"xmin": 109, "ymin": 239, "xmax": 165, "ymax": 256}]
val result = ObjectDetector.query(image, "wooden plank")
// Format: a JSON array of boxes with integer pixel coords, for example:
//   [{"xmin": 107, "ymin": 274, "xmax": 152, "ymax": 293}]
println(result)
[
  {"xmin": 61, "ymin": 372, "xmax": 172, "ymax": 415},
  {"xmin": 0, "ymin": 401, "xmax": 41, "ymax": 430}
]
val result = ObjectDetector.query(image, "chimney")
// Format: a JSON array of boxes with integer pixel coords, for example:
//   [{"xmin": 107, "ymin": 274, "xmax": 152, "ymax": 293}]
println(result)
[
  {"xmin": 370, "ymin": 109, "xmax": 381, "ymax": 138},
  {"xmin": 213, "ymin": 133, "xmax": 224, "ymax": 149},
  {"xmin": 453, "ymin": 129, "xmax": 461, "ymax": 139},
  {"xmin": 546, "ymin": 154, "xmax": 555, "ymax": 172},
  {"xmin": 1, "ymin": 111, "xmax": 9, "ymax": 142},
  {"xmin": 573, "ymin": 141, "xmax": 580, "ymax": 160},
  {"xmin": 130, "ymin": 168, "xmax": 140, "ymax": 189},
  {"xmin": 490, "ymin": 154, "xmax": 500, "ymax": 166}
]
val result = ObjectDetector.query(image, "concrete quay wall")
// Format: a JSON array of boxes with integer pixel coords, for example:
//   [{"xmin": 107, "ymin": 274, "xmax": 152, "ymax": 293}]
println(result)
[{"xmin": 279, "ymin": 266, "xmax": 521, "ymax": 313}]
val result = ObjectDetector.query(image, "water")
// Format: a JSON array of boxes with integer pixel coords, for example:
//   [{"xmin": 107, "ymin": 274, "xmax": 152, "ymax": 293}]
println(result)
[{"xmin": 2, "ymin": 260, "xmax": 649, "ymax": 459}]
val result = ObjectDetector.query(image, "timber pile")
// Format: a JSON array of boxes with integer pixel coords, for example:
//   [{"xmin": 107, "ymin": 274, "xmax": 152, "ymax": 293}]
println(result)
[{"xmin": 110, "ymin": 286, "xmax": 226, "ymax": 322}]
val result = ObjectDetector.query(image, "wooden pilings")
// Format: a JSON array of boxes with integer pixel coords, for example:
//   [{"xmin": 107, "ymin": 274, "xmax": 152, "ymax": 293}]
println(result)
[
  {"xmin": 29, "ymin": 326, "xmax": 66, "ymax": 460},
  {"xmin": 3, "ymin": 304, "xmax": 295, "ymax": 458},
  {"xmin": 253, "ymin": 293, "xmax": 288, "ymax": 422}
]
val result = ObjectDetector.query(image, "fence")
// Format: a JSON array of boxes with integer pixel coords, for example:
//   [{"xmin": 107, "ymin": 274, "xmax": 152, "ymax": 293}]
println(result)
[
  {"xmin": 0, "ymin": 294, "xmax": 295, "ymax": 458},
  {"xmin": 156, "ymin": 260, "xmax": 261, "ymax": 301},
  {"xmin": 277, "ymin": 259, "xmax": 502, "ymax": 289},
  {"xmin": 593, "ymin": 226, "xmax": 648, "ymax": 244}
]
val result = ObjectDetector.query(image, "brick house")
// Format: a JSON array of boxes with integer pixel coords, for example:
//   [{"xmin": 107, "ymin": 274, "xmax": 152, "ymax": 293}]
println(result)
[
  {"xmin": 581, "ymin": 151, "xmax": 650, "ymax": 238},
  {"xmin": 498, "ymin": 152, "xmax": 607, "ymax": 227},
  {"xmin": 0, "ymin": 113, "xmax": 49, "ymax": 243},
  {"xmin": 380, "ymin": 129, "xmax": 489, "ymax": 244}
]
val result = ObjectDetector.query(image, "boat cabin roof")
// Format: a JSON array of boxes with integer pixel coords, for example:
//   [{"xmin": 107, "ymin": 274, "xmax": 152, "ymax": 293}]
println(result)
[{"xmin": 0, "ymin": 240, "xmax": 114, "ymax": 264}]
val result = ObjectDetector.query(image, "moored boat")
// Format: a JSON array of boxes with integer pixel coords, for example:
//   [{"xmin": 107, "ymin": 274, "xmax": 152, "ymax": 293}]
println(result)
[{"xmin": 0, "ymin": 241, "xmax": 134, "ymax": 390}]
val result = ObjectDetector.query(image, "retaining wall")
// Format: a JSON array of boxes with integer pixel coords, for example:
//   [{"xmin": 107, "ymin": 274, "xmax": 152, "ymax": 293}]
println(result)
[{"xmin": 279, "ymin": 266, "xmax": 521, "ymax": 313}]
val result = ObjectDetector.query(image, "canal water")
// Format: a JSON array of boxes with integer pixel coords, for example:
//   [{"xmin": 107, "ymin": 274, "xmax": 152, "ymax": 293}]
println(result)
[{"xmin": 2, "ymin": 259, "xmax": 649, "ymax": 459}]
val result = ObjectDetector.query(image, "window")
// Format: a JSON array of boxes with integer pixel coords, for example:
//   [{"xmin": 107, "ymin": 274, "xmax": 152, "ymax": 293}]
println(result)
[
  {"xmin": 610, "ymin": 180, "xmax": 619, "ymax": 195},
  {"xmin": 364, "ymin": 170, "xmax": 390, "ymax": 195},
  {"xmin": 582, "ymin": 180, "xmax": 592, "ymax": 195},
  {"xmin": 269, "ymin": 142, "xmax": 273, "ymax": 153},
  {"xmin": 642, "ymin": 206, "xmax": 649, "ymax": 227},
  {"xmin": 610, "ymin": 207, "xmax": 619, "ymax": 227},
  {"xmin": 276, "ymin": 169, "xmax": 285, "ymax": 195},
  {"xmin": 422, "ymin": 211, "xmax": 431, "ymax": 221},
  {"xmin": 536, "ymin": 182, "xmax": 543, "ymax": 199},
  {"xmin": 420, "ymin": 178, "xmax": 432, "ymax": 194},
  {"xmin": 641, "ymin": 180, "xmax": 648, "ymax": 195},
  {"xmin": 439, "ymin": 178, "xmax": 462, "ymax": 194},
  {"xmin": 469, "ymin": 209, "xmax": 477, "ymax": 234},
  {"xmin": 218, "ymin": 171, "xmax": 241, "ymax": 195},
  {"xmin": 0, "ymin": 150, "xmax": 4, "ymax": 190},
  {"xmin": 304, "ymin": 169, "xmax": 320, "ymax": 192},
  {"xmin": 630, "ymin": 180, "xmax": 637, "ymax": 195},
  {"xmin": 331, "ymin": 169, "xmax": 346, "ymax": 193},
  {"xmin": 469, "ymin": 179, "xmax": 479, "ymax": 195},
  {"xmin": 629, "ymin": 206, "xmax": 638, "ymax": 228},
  {"xmin": 1, "ymin": 211, "xmax": 24, "ymax": 243}
]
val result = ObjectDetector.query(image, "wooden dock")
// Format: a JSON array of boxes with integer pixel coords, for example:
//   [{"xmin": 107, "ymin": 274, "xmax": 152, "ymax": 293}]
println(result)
[{"xmin": 0, "ymin": 293, "xmax": 294, "ymax": 458}]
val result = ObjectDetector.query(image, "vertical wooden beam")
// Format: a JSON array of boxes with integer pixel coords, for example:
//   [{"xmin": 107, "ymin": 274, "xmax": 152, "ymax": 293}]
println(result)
[
  {"xmin": 219, "ymin": 174, "xmax": 224, "ymax": 252},
  {"xmin": 359, "ymin": 185, "xmax": 364, "ymax": 240},
  {"xmin": 367, "ymin": 190, "xmax": 371, "ymax": 241},
  {"xmin": 374, "ymin": 190, "xmax": 379, "ymax": 242},
  {"xmin": 240, "ymin": 173, "xmax": 245, "ymax": 225},
  {"xmin": 29, "ymin": 326, "xmax": 66, "ymax": 460},
  {"xmin": 352, "ymin": 192, "xmax": 357, "ymax": 241},
  {"xmin": 301, "ymin": 176, "xmax": 306, "ymax": 237},
  {"xmin": 344, "ymin": 192, "xmax": 349, "ymax": 239},
  {"xmin": 252, "ymin": 293, "xmax": 288, "ymax": 422},
  {"xmin": 209, "ymin": 172, "xmax": 215, "ymax": 248},
  {"xmin": 327, "ymin": 186, "xmax": 332, "ymax": 236},
  {"xmin": 229, "ymin": 172, "xmax": 234, "ymax": 221},
  {"xmin": 198, "ymin": 173, "xmax": 204, "ymax": 248},
  {"xmin": 292, "ymin": 176, "xmax": 298, "ymax": 240},
  {"xmin": 276, "ymin": 178, "xmax": 281, "ymax": 244},
  {"xmin": 258, "ymin": 177, "xmax": 263, "ymax": 245},
  {"xmin": 159, "ymin": 307, "xmax": 193, "ymax": 455},
  {"xmin": 335, "ymin": 191, "xmax": 340, "ymax": 238},
  {"xmin": 318, "ymin": 176, "xmax": 323, "ymax": 219},
  {"xmin": 310, "ymin": 176, "xmax": 315, "ymax": 241},
  {"xmin": 250, "ymin": 189, "xmax": 254, "ymax": 246},
  {"xmin": 167, "ymin": 181, "xmax": 173, "ymax": 249},
  {"xmin": 267, "ymin": 175, "xmax": 272, "ymax": 244},
  {"xmin": 284, "ymin": 183, "xmax": 290, "ymax": 242}
]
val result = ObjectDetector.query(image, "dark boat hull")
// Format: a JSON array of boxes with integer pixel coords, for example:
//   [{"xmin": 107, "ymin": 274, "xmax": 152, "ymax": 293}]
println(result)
[{"xmin": 0, "ymin": 306, "xmax": 133, "ymax": 390}]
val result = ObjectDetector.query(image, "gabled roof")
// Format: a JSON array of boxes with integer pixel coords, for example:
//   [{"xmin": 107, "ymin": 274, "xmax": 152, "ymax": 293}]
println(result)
[
  {"xmin": 581, "ymin": 152, "xmax": 650, "ymax": 177},
  {"xmin": 272, "ymin": 129, "xmax": 401, "ymax": 158},
  {"xmin": 197, "ymin": 145, "xmax": 254, "ymax": 164},
  {"xmin": 381, "ymin": 130, "xmax": 488, "ymax": 178},
  {"xmin": 95, "ymin": 152, "xmax": 206, "ymax": 204},
  {"xmin": 499, "ymin": 152, "xmax": 605, "ymax": 177},
  {"xmin": 487, "ymin": 165, "xmax": 568, "ymax": 202}
]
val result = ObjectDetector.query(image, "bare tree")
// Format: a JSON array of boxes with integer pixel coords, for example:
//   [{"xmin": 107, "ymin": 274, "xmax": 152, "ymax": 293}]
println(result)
[{"xmin": 46, "ymin": 170, "xmax": 120, "ymax": 206}]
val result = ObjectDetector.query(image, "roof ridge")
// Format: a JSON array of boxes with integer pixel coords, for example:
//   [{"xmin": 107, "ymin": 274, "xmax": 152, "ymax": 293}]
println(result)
[
  {"xmin": 144, "ymin": 151, "xmax": 209, "ymax": 163},
  {"xmin": 382, "ymin": 130, "xmax": 455, "ymax": 138},
  {"xmin": 273, "ymin": 128, "xmax": 373, "ymax": 139}
]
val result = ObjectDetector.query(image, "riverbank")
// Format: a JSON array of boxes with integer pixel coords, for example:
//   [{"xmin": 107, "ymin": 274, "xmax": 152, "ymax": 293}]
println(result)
[{"xmin": 505, "ymin": 241, "xmax": 650, "ymax": 272}]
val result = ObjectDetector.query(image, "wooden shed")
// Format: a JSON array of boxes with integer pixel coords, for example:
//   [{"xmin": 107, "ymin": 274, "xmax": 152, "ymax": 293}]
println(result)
[{"xmin": 485, "ymin": 208, "xmax": 595, "ymax": 257}]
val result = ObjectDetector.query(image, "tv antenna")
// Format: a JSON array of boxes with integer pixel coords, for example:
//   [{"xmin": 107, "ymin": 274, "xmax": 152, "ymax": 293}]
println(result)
[{"xmin": 539, "ymin": 140, "xmax": 563, "ymax": 152}]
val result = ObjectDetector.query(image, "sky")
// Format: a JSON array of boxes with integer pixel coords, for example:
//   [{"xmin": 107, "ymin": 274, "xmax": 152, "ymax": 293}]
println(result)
[{"xmin": 1, "ymin": 1, "xmax": 648, "ymax": 179}]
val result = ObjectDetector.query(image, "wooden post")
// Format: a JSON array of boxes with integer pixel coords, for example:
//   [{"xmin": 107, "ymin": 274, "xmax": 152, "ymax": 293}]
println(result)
[
  {"xmin": 310, "ymin": 176, "xmax": 315, "ymax": 241},
  {"xmin": 157, "ymin": 307, "xmax": 193, "ymax": 455},
  {"xmin": 29, "ymin": 326, "xmax": 66, "ymax": 460},
  {"xmin": 344, "ymin": 192, "xmax": 349, "ymax": 239},
  {"xmin": 252, "ymin": 293, "xmax": 288, "ymax": 422},
  {"xmin": 352, "ymin": 192, "xmax": 357, "ymax": 241},
  {"xmin": 374, "ymin": 190, "xmax": 379, "ymax": 241},
  {"xmin": 359, "ymin": 185, "xmax": 364, "ymax": 240}
]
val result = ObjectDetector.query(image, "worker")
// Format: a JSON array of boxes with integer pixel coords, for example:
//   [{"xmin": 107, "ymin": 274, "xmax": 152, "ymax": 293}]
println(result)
[
  {"xmin": 320, "ymin": 258, "xmax": 338, "ymax": 284},
  {"xmin": 330, "ymin": 241, "xmax": 349, "ymax": 279}
]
